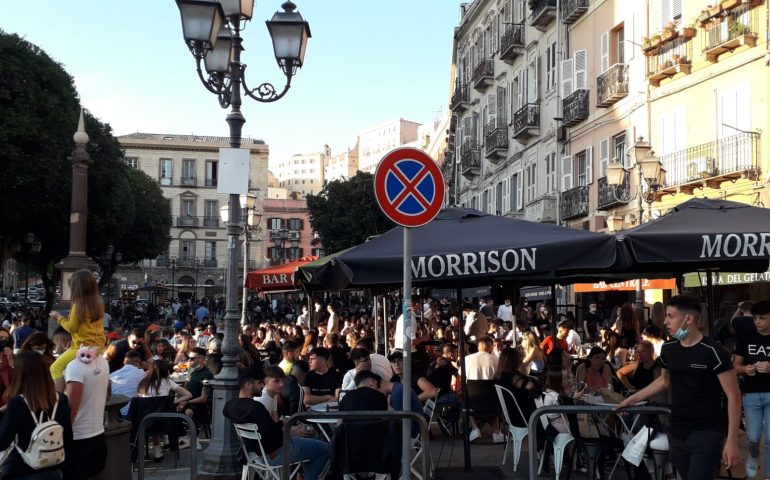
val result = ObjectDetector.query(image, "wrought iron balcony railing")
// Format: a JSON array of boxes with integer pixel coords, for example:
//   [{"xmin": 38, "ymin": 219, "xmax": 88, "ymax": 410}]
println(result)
[
  {"xmin": 562, "ymin": 89, "xmax": 589, "ymax": 127},
  {"xmin": 472, "ymin": 59, "xmax": 494, "ymax": 91},
  {"xmin": 180, "ymin": 176, "xmax": 197, "ymax": 187},
  {"xmin": 597, "ymin": 174, "xmax": 631, "ymax": 210},
  {"xmin": 450, "ymin": 84, "xmax": 470, "ymax": 112},
  {"xmin": 597, "ymin": 63, "xmax": 629, "ymax": 108},
  {"xmin": 561, "ymin": 0, "xmax": 588, "ymax": 24},
  {"xmin": 647, "ymin": 36, "xmax": 692, "ymax": 87},
  {"xmin": 512, "ymin": 103, "xmax": 540, "ymax": 140},
  {"xmin": 460, "ymin": 140, "xmax": 480, "ymax": 177},
  {"xmin": 530, "ymin": 0, "xmax": 557, "ymax": 30},
  {"xmin": 176, "ymin": 216, "xmax": 200, "ymax": 227},
  {"xmin": 499, "ymin": 24, "xmax": 525, "ymax": 63},
  {"xmin": 560, "ymin": 185, "xmax": 589, "ymax": 220},
  {"xmin": 485, "ymin": 118, "xmax": 509, "ymax": 161},
  {"xmin": 703, "ymin": 3, "xmax": 758, "ymax": 61}
]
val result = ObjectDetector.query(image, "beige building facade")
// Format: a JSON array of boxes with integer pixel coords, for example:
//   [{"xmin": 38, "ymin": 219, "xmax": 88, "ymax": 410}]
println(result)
[
  {"xmin": 324, "ymin": 142, "xmax": 359, "ymax": 182},
  {"xmin": 117, "ymin": 133, "xmax": 269, "ymax": 300},
  {"xmin": 273, "ymin": 148, "xmax": 328, "ymax": 197},
  {"xmin": 357, "ymin": 119, "xmax": 421, "ymax": 173}
]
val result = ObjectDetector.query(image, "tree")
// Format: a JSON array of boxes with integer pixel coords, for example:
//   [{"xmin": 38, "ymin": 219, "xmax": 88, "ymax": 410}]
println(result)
[
  {"xmin": 0, "ymin": 31, "xmax": 171, "ymax": 306},
  {"xmin": 306, "ymin": 172, "xmax": 395, "ymax": 254}
]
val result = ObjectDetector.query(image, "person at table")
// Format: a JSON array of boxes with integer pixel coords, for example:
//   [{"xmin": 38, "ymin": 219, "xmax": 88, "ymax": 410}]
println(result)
[
  {"xmin": 339, "ymin": 370, "xmax": 388, "ymax": 412},
  {"xmin": 258, "ymin": 366, "xmax": 286, "ymax": 421},
  {"xmin": 223, "ymin": 368, "xmax": 328, "ymax": 480},
  {"xmin": 521, "ymin": 331, "xmax": 545, "ymax": 377},
  {"xmin": 604, "ymin": 331, "xmax": 629, "ymax": 369},
  {"xmin": 280, "ymin": 360, "xmax": 309, "ymax": 416},
  {"xmin": 575, "ymin": 347, "xmax": 613, "ymax": 393},
  {"xmin": 616, "ymin": 295, "xmax": 741, "ymax": 478},
  {"xmin": 104, "ymin": 328, "xmax": 152, "ymax": 373},
  {"xmin": 460, "ymin": 336, "xmax": 503, "ymax": 444},
  {"xmin": 176, "ymin": 347, "xmax": 214, "ymax": 448},
  {"xmin": 540, "ymin": 322, "xmax": 570, "ymax": 356},
  {"xmin": 303, "ymin": 347, "xmax": 343, "ymax": 406},
  {"xmin": 388, "ymin": 349, "xmax": 437, "ymax": 402},
  {"xmin": 616, "ymin": 340, "xmax": 661, "ymax": 391},
  {"xmin": 278, "ymin": 340, "xmax": 300, "ymax": 375},
  {"xmin": 110, "ymin": 350, "xmax": 148, "ymax": 416},
  {"xmin": 563, "ymin": 320, "xmax": 582, "ymax": 352},
  {"xmin": 732, "ymin": 299, "xmax": 770, "ymax": 479}
]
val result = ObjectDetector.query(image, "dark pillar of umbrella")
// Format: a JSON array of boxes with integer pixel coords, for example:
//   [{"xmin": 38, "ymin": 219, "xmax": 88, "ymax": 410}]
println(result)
[{"xmin": 456, "ymin": 285, "xmax": 471, "ymax": 471}]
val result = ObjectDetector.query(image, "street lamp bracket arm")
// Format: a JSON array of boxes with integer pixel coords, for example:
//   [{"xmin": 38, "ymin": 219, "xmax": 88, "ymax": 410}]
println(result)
[
  {"xmin": 194, "ymin": 56, "xmax": 233, "ymax": 107},
  {"xmin": 241, "ymin": 64, "xmax": 293, "ymax": 103}
]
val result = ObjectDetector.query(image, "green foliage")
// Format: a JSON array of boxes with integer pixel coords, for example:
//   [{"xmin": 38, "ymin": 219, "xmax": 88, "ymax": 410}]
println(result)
[{"xmin": 306, "ymin": 172, "xmax": 395, "ymax": 255}]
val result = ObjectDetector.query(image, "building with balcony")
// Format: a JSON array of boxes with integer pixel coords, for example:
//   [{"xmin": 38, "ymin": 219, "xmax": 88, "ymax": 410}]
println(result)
[
  {"xmin": 447, "ymin": 0, "xmax": 562, "ymax": 221},
  {"xmin": 646, "ymin": 0, "xmax": 769, "ymax": 217},
  {"xmin": 117, "ymin": 133, "xmax": 269, "ymax": 300},
  {"xmin": 357, "ymin": 118, "xmax": 421, "ymax": 173},
  {"xmin": 559, "ymin": 0, "xmax": 648, "ymax": 231},
  {"xmin": 263, "ymin": 199, "xmax": 323, "ymax": 266},
  {"xmin": 272, "ymin": 147, "xmax": 328, "ymax": 197}
]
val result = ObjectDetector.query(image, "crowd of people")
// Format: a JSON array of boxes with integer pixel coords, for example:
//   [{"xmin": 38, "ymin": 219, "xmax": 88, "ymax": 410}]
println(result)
[{"xmin": 1, "ymin": 268, "xmax": 768, "ymax": 480}]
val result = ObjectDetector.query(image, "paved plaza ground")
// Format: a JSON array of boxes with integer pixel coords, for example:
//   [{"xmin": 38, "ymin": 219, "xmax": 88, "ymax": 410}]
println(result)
[{"xmin": 134, "ymin": 424, "xmax": 750, "ymax": 480}]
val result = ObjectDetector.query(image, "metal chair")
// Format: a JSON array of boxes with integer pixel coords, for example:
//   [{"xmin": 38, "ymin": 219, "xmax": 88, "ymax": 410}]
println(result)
[
  {"xmin": 409, "ymin": 397, "xmax": 437, "ymax": 480},
  {"xmin": 234, "ymin": 423, "xmax": 306, "ymax": 480},
  {"xmin": 534, "ymin": 396, "xmax": 574, "ymax": 479},
  {"xmin": 495, "ymin": 385, "xmax": 529, "ymax": 472}
]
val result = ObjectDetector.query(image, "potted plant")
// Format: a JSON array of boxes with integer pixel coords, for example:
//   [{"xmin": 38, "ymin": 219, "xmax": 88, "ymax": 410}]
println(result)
[
  {"xmin": 681, "ymin": 24, "xmax": 697, "ymax": 38},
  {"xmin": 697, "ymin": 9, "xmax": 711, "ymax": 24},
  {"xmin": 729, "ymin": 21, "xmax": 751, "ymax": 38},
  {"xmin": 650, "ymin": 33, "xmax": 662, "ymax": 48},
  {"xmin": 661, "ymin": 22, "xmax": 679, "ymax": 41},
  {"xmin": 708, "ymin": 3, "xmax": 722, "ymax": 16}
]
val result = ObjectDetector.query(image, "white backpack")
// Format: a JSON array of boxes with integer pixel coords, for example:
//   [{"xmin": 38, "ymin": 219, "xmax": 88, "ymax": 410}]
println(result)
[{"xmin": 15, "ymin": 397, "xmax": 65, "ymax": 469}]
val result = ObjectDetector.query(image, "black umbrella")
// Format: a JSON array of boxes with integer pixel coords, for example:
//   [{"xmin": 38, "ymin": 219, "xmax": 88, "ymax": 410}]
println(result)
[
  {"xmin": 298, "ymin": 207, "xmax": 627, "ymax": 291},
  {"xmin": 616, "ymin": 198, "xmax": 770, "ymax": 273}
]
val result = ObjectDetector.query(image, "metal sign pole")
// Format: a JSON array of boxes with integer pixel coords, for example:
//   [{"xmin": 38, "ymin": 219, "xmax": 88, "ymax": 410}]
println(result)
[{"xmin": 401, "ymin": 226, "xmax": 413, "ymax": 480}]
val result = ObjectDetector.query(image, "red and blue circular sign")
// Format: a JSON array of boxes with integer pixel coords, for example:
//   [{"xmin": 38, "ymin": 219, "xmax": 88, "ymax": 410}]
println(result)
[{"xmin": 374, "ymin": 147, "xmax": 445, "ymax": 228}]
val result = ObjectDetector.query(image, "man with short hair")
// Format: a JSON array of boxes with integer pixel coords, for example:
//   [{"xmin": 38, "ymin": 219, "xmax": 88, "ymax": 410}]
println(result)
[
  {"xmin": 280, "ymin": 360, "xmax": 309, "ymax": 416},
  {"xmin": 195, "ymin": 302, "xmax": 209, "ymax": 325},
  {"xmin": 11, "ymin": 315, "xmax": 34, "ymax": 353},
  {"xmin": 341, "ymin": 348, "xmax": 374, "ymax": 391},
  {"xmin": 104, "ymin": 328, "xmax": 152, "ymax": 373},
  {"xmin": 258, "ymin": 366, "xmax": 286, "ymax": 421},
  {"xmin": 617, "ymin": 295, "xmax": 741, "ymax": 478},
  {"xmin": 463, "ymin": 335, "xmax": 503, "ymax": 444},
  {"xmin": 540, "ymin": 322, "xmax": 570, "ymax": 356},
  {"xmin": 224, "ymin": 368, "xmax": 329, "ymax": 480},
  {"xmin": 339, "ymin": 370, "xmax": 388, "ymax": 412},
  {"xmin": 583, "ymin": 300, "xmax": 603, "ymax": 342},
  {"xmin": 177, "ymin": 347, "xmax": 214, "ymax": 449},
  {"xmin": 497, "ymin": 298, "xmax": 513, "ymax": 323},
  {"xmin": 355, "ymin": 337, "xmax": 393, "ymax": 384},
  {"xmin": 303, "ymin": 347, "xmax": 343, "ymax": 406},
  {"xmin": 732, "ymin": 300, "xmax": 756, "ymax": 336},
  {"xmin": 110, "ymin": 350, "xmax": 146, "ymax": 416},
  {"xmin": 279, "ymin": 340, "xmax": 299, "ymax": 375},
  {"xmin": 296, "ymin": 306, "xmax": 310, "ymax": 330},
  {"xmin": 463, "ymin": 303, "xmax": 488, "ymax": 345}
]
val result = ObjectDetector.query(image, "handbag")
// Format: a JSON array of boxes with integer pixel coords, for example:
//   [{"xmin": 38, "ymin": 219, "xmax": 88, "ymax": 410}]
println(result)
[
  {"xmin": 576, "ymin": 413, "xmax": 600, "ymax": 438},
  {"xmin": 622, "ymin": 427, "xmax": 652, "ymax": 466}
]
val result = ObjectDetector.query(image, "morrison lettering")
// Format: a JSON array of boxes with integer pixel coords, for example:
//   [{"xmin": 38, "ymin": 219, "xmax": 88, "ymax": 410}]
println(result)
[
  {"xmin": 699, "ymin": 233, "xmax": 770, "ymax": 259},
  {"xmin": 411, "ymin": 248, "xmax": 537, "ymax": 279}
]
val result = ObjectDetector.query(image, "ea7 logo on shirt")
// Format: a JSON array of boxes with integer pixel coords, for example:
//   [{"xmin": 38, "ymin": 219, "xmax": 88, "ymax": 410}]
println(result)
[
  {"xmin": 748, "ymin": 344, "xmax": 770, "ymax": 356},
  {"xmin": 690, "ymin": 363, "xmax": 707, "ymax": 369}
]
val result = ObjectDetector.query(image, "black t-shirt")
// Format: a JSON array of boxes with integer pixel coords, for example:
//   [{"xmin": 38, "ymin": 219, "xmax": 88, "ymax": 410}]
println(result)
[
  {"xmin": 426, "ymin": 362, "xmax": 458, "ymax": 394},
  {"xmin": 583, "ymin": 311, "xmax": 602, "ymax": 329},
  {"xmin": 734, "ymin": 330, "xmax": 770, "ymax": 393},
  {"xmin": 659, "ymin": 337, "xmax": 732, "ymax": 434},
  {"xmin": 305, "ymin": 369, "xmax": 343, "ymax": 397},
  {"xmin": 733, "ymin": 316, "xmax": 757, "ymax": 336},
  {"xmin": 223, "ymin": 397, "xmax": 283, "ymax": 454},
  {"xmin": 339, "ymin": 387, "xmax": 388, "ymax": 412}
]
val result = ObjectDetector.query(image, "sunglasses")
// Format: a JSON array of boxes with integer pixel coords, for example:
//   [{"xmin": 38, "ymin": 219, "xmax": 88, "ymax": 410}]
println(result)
[{"xmin": 188, "ymin": 355, "xmax": 203, "ymax": 360}]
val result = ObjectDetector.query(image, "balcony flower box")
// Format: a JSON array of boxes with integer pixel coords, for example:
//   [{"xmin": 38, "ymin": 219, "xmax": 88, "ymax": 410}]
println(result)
[
  {"xmin": 661, "ymin": 28, "xmax": 677, "ymax": 42},
  {"xmin": 698, "ymin": 10, "xmax": 711, "ymax": 25},
  {"xmin": 680, "ymin": 27, "xmax": 697, "ymax": 38},
  {"xmin": 708, "ymin": 4, "xmax": 722, "ymax": 17},
  {"xmin": 720, "ymin": 0, "xmax": 742, "ymax": 11}
]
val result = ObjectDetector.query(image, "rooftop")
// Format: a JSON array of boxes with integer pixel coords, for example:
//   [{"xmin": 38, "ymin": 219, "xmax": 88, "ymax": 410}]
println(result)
[{"xmin": 118, "ymin": 132, "xmax": 266, "ymax": 146}]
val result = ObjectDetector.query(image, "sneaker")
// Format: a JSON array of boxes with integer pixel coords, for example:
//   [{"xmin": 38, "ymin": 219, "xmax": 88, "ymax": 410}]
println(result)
[
  {"xmin": 469, "ymin": 428, "xmax": 481, "ymax": 442},
  {"xmin": 196, "ymin": 439, "xmax": 203, "ymax": 451},
  {"xmin": 492, "ymin": 432, "xmax": 505, "ymax": 444},
  {"xmin": 153, "ymin": 444, "xmax": 164, "ymax": 462},
  {"xmin": 178, "ymin": 438, "xmax": 191, "ymax": 450},
  {"xmin": 747, "ymin": 455, "xmax": 759, "ymax": 478}
]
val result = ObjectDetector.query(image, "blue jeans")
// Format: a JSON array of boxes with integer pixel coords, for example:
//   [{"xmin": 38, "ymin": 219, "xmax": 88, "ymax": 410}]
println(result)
[
  {"xmin": 744, "ymin": 391, "xmax": 770, "ymax": 471},
  {"xmin": 267, "ymin": 438, "xmax": 329, "ymax": 480}
]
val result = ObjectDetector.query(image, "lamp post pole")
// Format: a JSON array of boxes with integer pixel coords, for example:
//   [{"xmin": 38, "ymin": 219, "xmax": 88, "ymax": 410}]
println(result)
[{"xmin": 175, "ymin": 1, "xmax": 310, "ymax": 476}]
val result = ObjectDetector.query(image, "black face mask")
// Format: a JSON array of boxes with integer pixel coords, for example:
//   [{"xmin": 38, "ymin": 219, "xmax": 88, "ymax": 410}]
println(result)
[{"xmin": 0, "ymin": 340, "xmax": 8, "ymax": 350}]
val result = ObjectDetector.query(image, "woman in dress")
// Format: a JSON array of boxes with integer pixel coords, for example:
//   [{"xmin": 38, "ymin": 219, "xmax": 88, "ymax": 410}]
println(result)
[{"xmin": 612, "ymin": 303, "xmax": 639, "ymax": 349}]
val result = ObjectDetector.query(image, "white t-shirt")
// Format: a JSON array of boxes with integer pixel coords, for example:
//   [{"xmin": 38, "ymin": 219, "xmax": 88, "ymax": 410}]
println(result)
[
  {"xmin": 497, "ymin": 304, "xmax": 513, "ymax": 322},
  {"xmin": 463, "ymin": 351, "xmax": 498, "ymax": 380},
  {"xmin": 110, "ymin": 364, "xmax": 148, "ymax": 416},
  {"xmin": 393, "ymin": 312, "xmax": 416, "ymax": 352},
  {"xmin": 65, "ymin": 356, "xmax": 110, "ymax": 440},
  {"xmin": 256, "ymin": 390, "xmax": 277, "ymax": 417},
  {"xmin": 142, "ymin": 378, "xmax": 180, "ymax": 397},
  {"xmin": 566, "ymin": 330, "xmax": 582, "ymax": 351}
]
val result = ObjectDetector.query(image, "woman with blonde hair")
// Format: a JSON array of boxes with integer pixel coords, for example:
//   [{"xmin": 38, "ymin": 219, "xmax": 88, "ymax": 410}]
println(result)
[
  {"xmin": 520, "ymin": 330, "xmax": 545, "ymax": 377},
  {"xmin": 49, "ymin": 269, "xmax": 105, "ymax": 392}
]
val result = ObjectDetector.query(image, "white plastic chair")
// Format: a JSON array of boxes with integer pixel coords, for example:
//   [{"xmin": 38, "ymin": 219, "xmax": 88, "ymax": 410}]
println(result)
[
  {"xmin": 409, "ymin": 397, "xmax": 437, "ymax": 480},
  {"xmin": 494, "ymin": 385, "xmax": 529, "ymax": 472},
  {"xmin": 533, "ymin": 396, "xmax": 574, "ymax": 479},
  {"xmin": 233, "ymin": 423, "xmax": 306, "ymax": 480}
]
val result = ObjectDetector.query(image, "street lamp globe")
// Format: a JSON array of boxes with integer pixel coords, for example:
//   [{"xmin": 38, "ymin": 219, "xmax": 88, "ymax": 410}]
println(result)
[
  {"xmin": 175, "ymin": 0, "xmax": 225, "ymax": 48},
  {"xmin": 656, "ymin": 168, "xmax": 667, "ymax": 187},
  {"xmin": 610, "ymin": 214, "xmax": 624, "ymax": 232},
  {"xmin": 219, "ymin": 0, "xmax": 255, "ymax": 19},
  {"xmin": 640, "ymin": 151, "xmax": 662, "ymax": 184},
  {"xmin": 606, "ymin": 158, "xmax": 626, "ymax": 186},
  {"xmin": 266, "ymin": 1, "xmax": 311, "ymax": 76},
  {"xmin": 204, "ymin": 27, "xmax": 233, "ymax": 74},
  {"xmin": 219, "ymin": 204, "xmax": 230, "ymax": 224},
  {"xmin": 630, "ymin": 136, "xmax": 652, "ymax": 166}
]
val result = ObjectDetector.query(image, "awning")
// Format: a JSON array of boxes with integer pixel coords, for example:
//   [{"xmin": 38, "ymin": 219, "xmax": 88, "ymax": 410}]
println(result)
[
  {"xmin": 246, "ymin": 256, "xmax": 318, "ymax": 291},
  {"xmin": 519, "ymin": 286, "xmax": 552, "ymax": 300},
  {"xmin": 574, "ymin": 278, "xmax": 676, "ymax": 293},
  {"xmin": 683, "ymin": 270, "xmax": 770, "ymax": 288}
]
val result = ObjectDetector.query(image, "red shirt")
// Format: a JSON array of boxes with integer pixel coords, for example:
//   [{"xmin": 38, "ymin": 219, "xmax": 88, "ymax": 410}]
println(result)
[{"xmin": 540, "ymin": 336, "xmax": 569, "ymax": 355}]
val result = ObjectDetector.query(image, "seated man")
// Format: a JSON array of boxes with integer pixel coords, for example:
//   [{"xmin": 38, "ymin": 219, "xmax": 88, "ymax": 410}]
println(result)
[
  {"xmin": 303, "ymin": 347, "xmax": 343, "ymax": 406},
  {"xmin": 176, "ymin": 347, "xmax": 213, "ymax": 449},
  {"xmin": 388, "ymin": 350, "xmax": 438, "ymax": 402},
  {"xmin": 280, "ymin": 360, "xmax": 309, "ymax": 417},
  {"xmin": 339, "ymin": 370, "xmax": 388, "ymax": 412},
  {"xmin": 224, "ymin": 367, "xmax": 329, "ymax": 480},
  {"xmin": 109, "ymin": 350, "xmax": 147, "ymax": 416},
  {"xmin": 463, "ymin": 336, "xmax": 503, "ymax": 444},
  {"xmin": 340, "ymin": 348, "xmax": 374, "ymax": 392}
]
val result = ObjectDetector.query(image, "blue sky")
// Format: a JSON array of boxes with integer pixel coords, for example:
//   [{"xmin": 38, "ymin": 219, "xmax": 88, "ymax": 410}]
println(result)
[{"xmin": 1, "ymin": 1, "xmax": 461, "ymax": 167}]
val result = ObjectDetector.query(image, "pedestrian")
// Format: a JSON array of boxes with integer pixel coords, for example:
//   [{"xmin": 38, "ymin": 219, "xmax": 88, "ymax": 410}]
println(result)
[
  {"xmin": 49, "ymin": 269, "xmax": 106, "ymax": 392},
  {"xmin": 732, "ymin": 299, "xmax": 770, "ymax": 479},
  {"xmin": 616, "ymin": 294, "xmax": 741, "ymax": 478}
]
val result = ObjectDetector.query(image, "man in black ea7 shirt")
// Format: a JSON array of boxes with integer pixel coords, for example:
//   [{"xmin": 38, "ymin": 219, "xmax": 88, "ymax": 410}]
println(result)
[
  {"xmin": 617, "ymin": 295, "xmax": 741, "ymax": 478},
  {"xmin": 303, "ymin": 347, "xmax": 343, "ymax": 407}
]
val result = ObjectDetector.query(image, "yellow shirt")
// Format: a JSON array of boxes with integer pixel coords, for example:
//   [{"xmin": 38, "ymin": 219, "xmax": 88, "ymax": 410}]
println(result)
[{"xmin": 59, "ymin": 303, "xmax": 105, "ymax": 353}]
